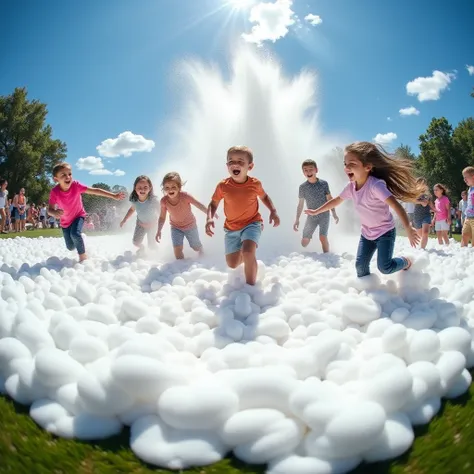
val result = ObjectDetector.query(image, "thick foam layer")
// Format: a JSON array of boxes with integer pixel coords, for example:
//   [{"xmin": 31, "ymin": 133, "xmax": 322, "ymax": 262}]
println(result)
[{"xmin": 1, "ymin": 234, "xmax": 473, "ymax": 472}]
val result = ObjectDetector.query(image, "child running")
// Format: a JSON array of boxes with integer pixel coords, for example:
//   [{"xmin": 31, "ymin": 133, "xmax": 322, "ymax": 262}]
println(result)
[
  {"xmin": 413, "ymin": 177, "xmax": 434, "ymax": 249},
  {"xmin": 48, "ymin": 162, "xmax": 125, "ymax": 261},
  {"xmin": 0, "ymin": 179, "xmax": 8, "ymax": 234},
  {"xmin": 432, "ymin": 183, "xmax": 451, "ymax": 245},
  {"xmin": 293, "ymin": 159, "xmax": 339, "ymax": 252},
  {"xmin": 205, "ymin": 146, "xmax": 280, "ymax": 285},
  {"xmin": 461, "ymin": 166, "xmax": 474, "ymax": 247},
  {"xmin": 156, "ymin": 172, "xmax": 207, "ymax": 259},
  {"xmin": 304, "ymin": 141, "xmax": 421, "ymax": 278},
  {"xmin": 120, "ymin": 176, "xmax": 160, "ymax": 254}
]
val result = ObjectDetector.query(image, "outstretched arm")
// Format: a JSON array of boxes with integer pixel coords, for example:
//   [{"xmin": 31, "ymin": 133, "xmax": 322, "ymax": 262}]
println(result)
[
  {"xmin": 326, "ymin": 193, "xmax": 339, "ymax": 222},
  {"xmin": 305, "ymin": 196, "xmax": 343, "ymax": 216},
  {"xmin": 85, "ymin": 187, "xmax": 125, "ymax": 200},
  {"xmin": 188, "ymin": 194, "xmax": 208, "ymax": 215}
]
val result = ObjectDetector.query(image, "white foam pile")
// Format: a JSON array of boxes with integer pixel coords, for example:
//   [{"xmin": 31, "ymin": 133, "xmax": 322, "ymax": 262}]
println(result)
[{"xmin": 1, "ymin": 235, "xmax": 474, "ymax": 473}]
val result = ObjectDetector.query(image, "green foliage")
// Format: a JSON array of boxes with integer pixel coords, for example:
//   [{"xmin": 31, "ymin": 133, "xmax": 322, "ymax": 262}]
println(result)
[
  {"xmin": 453, "ymin": 118, "xmax": 474, "ymax": 168},
  {"xmin": 82, "ymin": 182, "xmax": 111, "ymax": 214},
  {"xmin": 395, "ymin": 144, "xmax": 417, "ymax": 161},
  {"xmin": 417, "ymin": 117, "xmax": 468, "ymax": 199},
  {"xmin": 0, "ymin": 87, "xmax": 67, "ymax": 203}
]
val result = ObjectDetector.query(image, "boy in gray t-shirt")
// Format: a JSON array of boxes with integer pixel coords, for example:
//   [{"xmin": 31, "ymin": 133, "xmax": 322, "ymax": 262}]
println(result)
[{"xmin": 294, "ymin": 159, "xmax": 339, "ymax": 252}]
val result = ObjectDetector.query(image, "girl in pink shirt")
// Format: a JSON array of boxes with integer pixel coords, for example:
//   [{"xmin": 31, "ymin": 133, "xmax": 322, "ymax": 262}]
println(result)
[
  {"xmin": 156, "ymin": 172, "xmax": 208, "ymax": 260},
  {"xmin": 305, "ymin": 141, "xmax": 422, "ymax": 278},
  {"xmin": 432, "ymin": 183, "xmax": 451, "ymax": 245},
  {"xmin": 48, "ymin": 162, "xmax": 125, "ymax": 262}
]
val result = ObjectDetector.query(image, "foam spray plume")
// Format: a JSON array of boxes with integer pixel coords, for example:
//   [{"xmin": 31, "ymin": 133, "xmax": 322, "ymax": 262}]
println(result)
[{"xmin": 156, "ymin": 48, "xmax": 355, "ymax": 257}]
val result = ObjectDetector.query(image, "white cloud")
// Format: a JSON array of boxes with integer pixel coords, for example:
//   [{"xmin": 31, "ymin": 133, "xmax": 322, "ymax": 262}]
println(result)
[
  {"xmin": 399, "ymin": 106, "xmax": 420, "ymax": 116},
  {"xmin": 406, "ymin": 70, "xmax": 456, "ymax": 102},
  {"xmin": 304, "ymin": 13, "xmax": 322, "ymax": 26},
  {"xmin": 373, "ymin": 132, "xmax": 398, "ymax": 146},
  {"xmin": 387, "ymin": 117, "xmax": 392, "ymax": 121},
  {"xmin": 96, "ymin": 131, "xmax": 155, "ymax": 158},
  {"xmin": 76, "ymin": 156, "xmax": 125, "ymax": 177},
  {"xmin": 467, "ymin": 65, "xmax": 474, "ymax": 76},
  {"xmin": 89, "ymin": 168, "xmax": 125, "ymax": 177},
  {"xmin": 76, "ymin": 156, "xmax": 105, "ymax": 171},
  {"xmin": 242, "ymin": 0, "xmax": 295, "ymax": 45}
]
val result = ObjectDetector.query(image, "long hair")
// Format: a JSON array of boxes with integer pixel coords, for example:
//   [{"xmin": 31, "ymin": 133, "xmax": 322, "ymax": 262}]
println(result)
[
  {"xmin": 129, "ymin": 175, "xmax": 154, "ymax": 202},
  {"xmin": 434, "ymin": 183, "xmax": 449, "ymax": 196},
  {"xmin": 345, "ymin": 141, "xmax": 425, "ymax": 202}
]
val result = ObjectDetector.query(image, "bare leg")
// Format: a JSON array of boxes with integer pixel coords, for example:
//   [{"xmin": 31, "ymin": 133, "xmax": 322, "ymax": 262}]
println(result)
[
  {"xmin": 461, "ymin": 228, "xmax": 471, "ymax": 247},
  {"xmin": 319, "ymin": 235, "xmax": 329, "ymax": 253},
  {"xmin": 436, "ymin": 231, "xmax": 443, "ymax": 245},
  {"xmin": 173, "ymin": 246, "xmax": 184, "ymax": 259},
  {"xmin": 0, "ymin": 209, "xmax": 4, "ymax": 233},
  {"xmin": 442, "ymin": 230, "xmax": 449, "ymax": 245},
  {"xmin": 242, "ymin": 240, "xmax": 258, "ymax": 285},
  {"xmin": 192, "ymin": 246, "xmax": 203, "ymax": 256},
  {"xmin": 420, "ymin": 224, "xmax": 430, "ymax": 249},
  {"xmin": 301, "ymin": 238, "xmax": 310, "ymax": 248},
  {"xmin": 226, "ymin": 250, "xmax": 243, "ymax": 269}
]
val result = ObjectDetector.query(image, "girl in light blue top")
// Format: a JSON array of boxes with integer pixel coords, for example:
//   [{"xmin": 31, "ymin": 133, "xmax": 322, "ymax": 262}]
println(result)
[{"xmin": 120, "ymin": 175, "xmax": 160, "ymax": 254}]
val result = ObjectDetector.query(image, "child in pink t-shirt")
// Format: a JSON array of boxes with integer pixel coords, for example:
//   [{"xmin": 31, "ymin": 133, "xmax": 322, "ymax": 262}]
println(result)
[
  {"xmin": 305, "ymin": 141, "xmax": 422, "ymax": 278},
  {"xmin": 156, "ymin": 172, "xmax": 208, "ymax": 260},
  {"xmin": 432, "ymin": 183, "xmax": 451, "ymax": 245},
  {"xmin": 48, "ymin": 162, "xmax": 125, "ymax": 262}
]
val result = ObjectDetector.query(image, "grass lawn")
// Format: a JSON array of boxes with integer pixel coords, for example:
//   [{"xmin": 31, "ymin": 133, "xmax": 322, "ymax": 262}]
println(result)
[
  {"xmin": 0, "ymin": 382, "xmax": 473, "ymax": 474},
  {"xmin": 0, "ymin": 228, "xmax": 120, "ymax": 239}
]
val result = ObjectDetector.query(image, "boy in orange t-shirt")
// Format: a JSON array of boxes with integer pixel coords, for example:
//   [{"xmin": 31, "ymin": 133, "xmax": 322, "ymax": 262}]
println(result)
[{"xmin": 205, "ymin": 146, "xmax": 280, "ymax": 285}]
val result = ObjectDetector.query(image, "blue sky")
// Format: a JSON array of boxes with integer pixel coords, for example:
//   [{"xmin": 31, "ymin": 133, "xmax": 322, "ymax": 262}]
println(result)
[{"xmin": 1, "ymin": 0, "xmax": 473, "ymax": 188}]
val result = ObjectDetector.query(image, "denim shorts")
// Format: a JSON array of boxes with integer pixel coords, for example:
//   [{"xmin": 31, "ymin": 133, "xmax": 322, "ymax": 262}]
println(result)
[
  {"xmin": 15, "ymin": 209, "xmax": 26, "ymax": 220},
  {"xmin": 224, "ymin": 221, "xmax": 263, "ymax": 255},
  {"xmin": 413, "ymin": 215, "xmax": 431, "ymax": 229},
  {"xmin": 171, "ymin": 226, "xmax": 202, "ymax": 249}
]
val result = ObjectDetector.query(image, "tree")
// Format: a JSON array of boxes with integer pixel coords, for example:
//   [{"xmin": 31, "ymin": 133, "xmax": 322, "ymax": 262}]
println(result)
[
  {"xmin": 82, "ymin": 182, "xmax": 112, "ymax": 214},
  {"xmin": 395, "ymin": 144, "xmax": 417, "ymax": 161},
  {"xmin": 418, "ymin": 117, "xmax": 465, "ymax": 199},
  {"xmin": 0, "ymin": 87, "xmax": 67, "ymax": 203},
  {"xmin": 453, "ymin": 118, "xmax": 474, "ymax": 171}
]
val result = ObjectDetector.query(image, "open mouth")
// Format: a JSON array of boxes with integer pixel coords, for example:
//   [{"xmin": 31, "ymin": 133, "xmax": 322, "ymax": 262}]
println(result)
[
  {"xmin": 232, "ymin": 169, "xmax": 241, "ymax": 176},
  {"xmin": 347, "ymin": 172, "xmax": 354, "ymax": 180}
]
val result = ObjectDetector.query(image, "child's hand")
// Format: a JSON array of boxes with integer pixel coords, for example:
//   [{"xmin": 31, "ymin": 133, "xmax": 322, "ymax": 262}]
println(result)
[
  {"xmin": 333, "ymin": 215, "xmax": 340, "ymax": 224},
  {"xmin": 115, "ymin": 192, "xmax": 126, "ymax": 201},
  {"xmin": 155, "ymin": 231, "xmax": 161, "ymax": 243},
  {"xmin": 293, "ymin": 220, "xmax": 299, "ymax": 231},
  {"xmin": 119, "ymin": 220, "xmax": 125, "ymax": 228},
  {"xmin": 269, "ymin": 210, "xmax": 280, "ymax": 227},
  {"xmin": 304, "ymin": 209, "xmax": 318, "ymax": 216},
  {"xmin": 407, "ymin": 226, "xmax": 420, "ymax": 248},
  {"xmin": 54, "ymin": 208, "xmax": 64, "ymax": 218},
  {"xmin": 205, "ymin": 219, "xmax": 215, "ymax": 236}
]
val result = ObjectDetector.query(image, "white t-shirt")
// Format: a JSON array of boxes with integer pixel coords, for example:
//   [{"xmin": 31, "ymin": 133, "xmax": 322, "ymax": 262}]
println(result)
[
  {"xmin": 404, "ymin": 201, "xmax": 415, "ymax": 213},
  {"xmin": 40, "ymin": 206, "xmax": 47, "ymax": 217},
  {"xmin": 0, "ymin": 189, "xmax": 8, "ymax": 208}
]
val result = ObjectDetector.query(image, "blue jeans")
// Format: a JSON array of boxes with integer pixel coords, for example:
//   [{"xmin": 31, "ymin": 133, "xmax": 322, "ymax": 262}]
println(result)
[
  {"xmin": 62, "ymin": 217, "xmax": 85, "ymax": 255},
  {"xmin": 355, "ymin": 228, "xmax": 407, "ymax": 278}
]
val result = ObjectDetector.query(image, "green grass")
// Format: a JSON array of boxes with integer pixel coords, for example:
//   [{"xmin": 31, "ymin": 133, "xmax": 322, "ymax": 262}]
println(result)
[
  {"xmin": 0, "ymin": 228, "xmax": 120, "ymax": 239},
  {"xmin": 1, "ymin": 382, "xmax": 473, "ymax": 474}
]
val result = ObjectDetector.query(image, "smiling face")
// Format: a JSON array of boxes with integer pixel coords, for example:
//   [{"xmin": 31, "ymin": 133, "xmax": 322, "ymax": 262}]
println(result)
[
  {"xmin": 227, "ymin": 152, "xmax": 253, "ymax": 183},
  {"xmin": 163, "ymin": 179, "xmax": 181, "ymax": 200},
  {"xmin": 53, "ymin": 166, "xmax": 73, "ymax": 191},
  {"xmin": 433, "ymin": 185, "xmax": 444, "ymax": 198},
  {"xmin": 463, "ymin": 171, "xmax": 474, "ymax": 187},
  {"xmin": 343, "ymin": 151, "xmax": 372, "ymax": 184},
  {"xmin": 302, "ymin": 165, "xmax": 317, "ymax": 180},
  {"xmin": 135, "ymin": 179, "xmax": 153, "ymax": 201}
]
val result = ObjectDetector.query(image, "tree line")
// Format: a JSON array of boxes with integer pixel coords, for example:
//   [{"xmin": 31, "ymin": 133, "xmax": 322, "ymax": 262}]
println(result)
[
  {"xmin": 1, "ymin": 87, "xmax": 473, "ymax": 209},
  {"xmin": 0, "ymin": 88, "xmax": 126, "ymax": 209},
  {"xmin": 395, "ymin": 117, "xmax": 474, "ymax": 201}
]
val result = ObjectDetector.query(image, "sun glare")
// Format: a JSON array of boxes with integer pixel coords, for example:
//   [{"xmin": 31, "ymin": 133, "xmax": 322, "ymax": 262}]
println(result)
[{"xmin": 226, "ymin": 0, "xmax": 255, "ymax": 10}]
